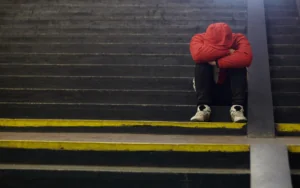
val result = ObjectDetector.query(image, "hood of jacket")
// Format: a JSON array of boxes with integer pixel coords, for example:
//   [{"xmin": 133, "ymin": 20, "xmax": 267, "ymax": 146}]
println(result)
[{"xmin": 203, "ymin": 22, "xmax": 233, "ymax": 50}]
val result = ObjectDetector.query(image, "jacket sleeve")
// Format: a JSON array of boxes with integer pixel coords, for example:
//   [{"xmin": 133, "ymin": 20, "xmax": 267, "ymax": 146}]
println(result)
[
  {"xmin": 217, "ymin": 34, "xmax": 253, "ymax": 68},
  {"xmin": 190, "ymin": 34, "xmax": 229, "ymax": 63}
]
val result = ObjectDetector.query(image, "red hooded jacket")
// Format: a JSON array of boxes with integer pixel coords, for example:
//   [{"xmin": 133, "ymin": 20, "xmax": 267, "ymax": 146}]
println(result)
[{"xmin": 190, "ymin": 22, "xmax": 253, "ymax": 71}]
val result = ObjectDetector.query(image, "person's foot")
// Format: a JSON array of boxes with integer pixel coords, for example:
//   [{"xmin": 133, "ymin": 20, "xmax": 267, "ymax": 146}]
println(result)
[
  {"xmin": 190, "ymin": 105, "xmax": 211, "ymax": 122},
  {"xmin": 230, "ymin": 105, "xmax": 247, "ymax": 123}
]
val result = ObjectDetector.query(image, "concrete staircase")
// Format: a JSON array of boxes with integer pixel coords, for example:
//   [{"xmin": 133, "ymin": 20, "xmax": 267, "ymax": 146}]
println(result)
[
  {"xmin": 0, "ymin": 0, "xmax": 300, "ymax": 187},
  {"xmin": 265, "ymin": 0, "xmax": 300, "ymax": 124}
]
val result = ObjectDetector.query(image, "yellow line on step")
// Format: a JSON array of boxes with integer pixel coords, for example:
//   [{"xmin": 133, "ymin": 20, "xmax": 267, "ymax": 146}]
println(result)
[
  {"xmin": 0, "ymin": 119, "xmax": 245, "ymax": 129},
  {"xmin": 288, "ymin": 145, "xmax": 300, "ymax": 153},
  {"xmin": 0, "ymin": 140, "xmax": 249, "ymax": 152},
  {"xmin": 277, "ymin": 123, "xmax": 300, "ymax": 132}
]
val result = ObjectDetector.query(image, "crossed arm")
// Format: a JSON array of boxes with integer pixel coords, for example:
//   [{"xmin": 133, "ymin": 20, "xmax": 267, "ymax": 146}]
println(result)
[{"xmin": 190, "ymin": 34, "xmax": 253, "ymax": 68}]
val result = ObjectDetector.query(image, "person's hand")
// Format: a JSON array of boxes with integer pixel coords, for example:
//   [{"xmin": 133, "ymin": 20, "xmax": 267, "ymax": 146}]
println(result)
[
  {"xmin": 229, "ymin": 49, "xmax": 235, "ymax": 54},
  {"xmin": 208, "ymin": 61, "xmax": 216, "ymax": 66}
]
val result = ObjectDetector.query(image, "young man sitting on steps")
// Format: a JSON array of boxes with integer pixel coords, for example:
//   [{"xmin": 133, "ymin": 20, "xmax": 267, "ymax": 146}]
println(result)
[{"xmin": 190, "ymin": 22, "xmax": 253, "ymax": 122}]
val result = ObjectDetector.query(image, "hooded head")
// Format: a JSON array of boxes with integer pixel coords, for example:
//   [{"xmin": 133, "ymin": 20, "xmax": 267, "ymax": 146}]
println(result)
[{"xmin": 204, "ymin": 22, "xmax": 233, "ymax": 50}]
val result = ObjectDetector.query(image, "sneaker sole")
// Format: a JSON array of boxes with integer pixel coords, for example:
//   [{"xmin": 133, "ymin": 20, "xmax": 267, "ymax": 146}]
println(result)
[{"xmin": 234, "ymin": 119, "xmax": 247, "ymax": 123}]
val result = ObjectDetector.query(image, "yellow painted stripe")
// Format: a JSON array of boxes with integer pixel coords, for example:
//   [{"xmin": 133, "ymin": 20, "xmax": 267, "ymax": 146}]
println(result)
[
  {"xmin": 0, "ymin": 140, "xmax": 249, "ymax": 152},
  {"xmin": 0, "ymin": 119, "xmax": 245, "ymax": 129},
  {"xmin": 277, "ymin": 123, "xmax": 300, "ymax": 132},
  {"xmin": 288, "ymin": 145, "xmax": 300, "ymax": 153}
]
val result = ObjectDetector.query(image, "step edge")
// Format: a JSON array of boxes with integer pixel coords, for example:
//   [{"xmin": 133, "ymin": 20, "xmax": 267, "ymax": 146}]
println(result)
[
  {"xmin": 0, "ymin": 140, "xmax": 250, "ymax": 152},
  {"xmin": 0, "ymin": 164, "xmax": 250, "ymax": 174},
  {"xmin": 0, "ymin": 118, "xmax": 245, "ymax": 129}
]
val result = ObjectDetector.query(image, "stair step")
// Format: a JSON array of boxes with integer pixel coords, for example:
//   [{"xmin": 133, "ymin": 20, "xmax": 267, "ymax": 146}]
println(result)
[
  {"xmin": 2, "ymin": 14, "xmax": 247, "ymax": 20},
  {"xmin": 275, "ymin": 107, "xmax": 300, "ymax": 123},
  {"xmin": 0, "ymin": 76, "xmax": 193, "ymax": 90},
  {"xmin": 264, "ymin": 3, "xmax": 297, "ymax": 9},
  {"xmin": 0, "ymin": 34, "xmax": 193, "ymax": 43},
  {"xmin": 0, "ymin": 43, "xmax": 190, "ymax": 54},
  {"xmin": 276, "ymin": 123, "xmax": 300, "ymax": 135},
  {"xmin": 268, "ymin": 35, "xmax": 300, "ymax": 44},
  {"xmin": 1, "ymin": 16, "xmax": 247, "ymax": 22},
  {"xmin": 273, "ymin": 92, "xmax": 300, "ymax": 106},
  {"xmin": 0, "ymin": 103, "xmax": 232, "ymax": 122},
  {"xmin": 271, "ymin": 66, "xmax": 300, "ymax": 78},
  {"xmin": 269, "ymin": 55, "xmax": 300, "ymax": 66},
  {"xmin": 0, "ymin": 3, "xmax": 247, "ymax": 10},
  {"xmin": 0, "ymin": 87, "xmax": 237, "ymax": 106},
  {"xmin": 0, "ymin": 54, "xmax": 194, "ymax": 65},
  {"xmin": 0, "ymin": 119, "xmax": 245, "ymax": 134},
  {"xmin": 0, "ymin": 26, "xmax": 246, "ymax": 35},
  {"xmin": 0, "ymin": 132, "xmax": 250, "ymax": 166},
  {"xmin": 0, "ymin": 64, "xmax": 193, "ymax": 77},
  {"xmin": 0, "ymin": 89, "xmax": 196, "ymax": 105},
  {"xmin": 272, "ymin": 78, "xmax": 300, "ymax": 92},
  {"xmin": 0, "ymin": 9, "xmax": 247, "ymax": 17},
  {"xmin": 267, "ymin": 17, "xmax": 300, "ymax": 25},
  {"xmin": 268, "ymin": 44, "xmax": 300, "ymax": 55},
  {"xmin": 266, "ymin": 10, "xmax": 299, "ymax": 17},
  {"xmin": 264, "ymin": 0, "xmax": 296, "ymax": 4},
  {"xmin": 0, "ymin": 20, "xmax": 246, "ymax": 28},
  {"xmin": 267, "ymin": 26, "xmax": 300, "ymax": 35},
  {"xmin": 0, "ymin": 0, "xmax": 247, "ymax": 5},
  {"xmin": 0, "ymin": 164, "xmax": 250, "ymax": 188}
]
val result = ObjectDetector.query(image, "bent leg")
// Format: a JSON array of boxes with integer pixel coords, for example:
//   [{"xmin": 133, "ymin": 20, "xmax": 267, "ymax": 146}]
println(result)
[
  {"xmin": 228, "ymin": 68, "xmax": 247, "ymax": 106},
  {"xmin": 195, "ymin": 63, "xmax": 214, "ymax": 106}
]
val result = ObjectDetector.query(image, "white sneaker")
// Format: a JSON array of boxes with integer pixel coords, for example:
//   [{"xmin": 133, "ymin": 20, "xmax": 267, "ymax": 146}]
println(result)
[
  {"xmin": 190, "ymin": 105, "xmax": 211, "ymax": 122},
  {"xmin": 230, "ymin": 105, "xmax": 247, "ymax": 123}
]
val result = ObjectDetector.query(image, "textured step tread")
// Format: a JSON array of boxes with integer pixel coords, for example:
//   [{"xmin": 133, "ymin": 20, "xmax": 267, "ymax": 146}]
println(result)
[
  {"xmin": 1, "ymin": 15, "xmax": 247, "ymax": 21},
  {"xmin": 268, "ymin": 44, "xmax": 300, "ymax": 55},
  {"xmin": 0, "ymin": 43, "xmax": 190, "ymax": 54},
  {"xmin": 0, "ymin": 164, "xmax": 249, "ymax": 174},
  {"xmin": 0, "ymin": 0, "xmax": 247, "ymax": 5},
  {"xmin": 0, "ymin": 119, "xmax": 246, "ymax": 135},
  {"xmin": 273, "ymin": 92, "xmax": 300, "ymax": 106},
  {"xmin": 0, "ymin": 64, "xmax": 193, "ymax": 77},
  {"xmin": 267, "ymin": 26, "xmax": 300, "ymax": 35},
  {"xmin": 268, "ymin": 35, "xmax": 300, "ymax": 44},
  {"xmin": 0, "ymin": 76, "xmax": 193, "ymax": 90},
  {"xmin": 270, "ymin": 66, "xmax": 300, "ymax": 78},
  {"xmin": 0, "ymin": 89, "xmax": 196, "ymax": 105},
  {"xmin": 274, "ymin": 107, "xmax": 300, "ymax": 123},
  {"xmin": 0, "ymin": 139, "xmax": 249, "ymax": 152},
  {"xmin": 272, "ymin": 78, "xmax": 300, "ymax": 92},
  {"xmin": 0, "ymin": 54, "xmax": 194, "ymax": 65},
  {"xmin": 0, "ymin": 168, "xmax": 249, "ymax": 188},
  {"xmin": 0, "ymin": 20, "xmax": 246, "ymax": 28},
  {"xmin": 0, "ymin": 34, "xmax": 193, "ymax": 43},
  {"xmin": 0, "ymin": 26, "xmax": 246, "ymax": 34},
  {"xmin": 265, "ymin": 10, "xmax": 298, "ymax": 17},
  {"xmin": 0, "ymin": 103, "xmax": 232, "ymax": 122},
  {"xmin": 0, "ymin": 9, "xmax": 247, "ymax": 17},
  {"xmin": 0, "ymin": 118, "xmax": 245, "ymax": 129},
  {"xmin": 267, "ymin": 17, "xmax": 300, "ymax": 25},
  {"xmin": 269, "ymin": 55, "xmax": 300, "ymax": 66}
]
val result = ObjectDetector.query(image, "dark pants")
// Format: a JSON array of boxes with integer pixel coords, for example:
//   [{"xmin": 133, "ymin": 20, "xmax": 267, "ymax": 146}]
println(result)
[{"xmin": 195, "ymin": 63, "xmax": 247, "ymax": 106}]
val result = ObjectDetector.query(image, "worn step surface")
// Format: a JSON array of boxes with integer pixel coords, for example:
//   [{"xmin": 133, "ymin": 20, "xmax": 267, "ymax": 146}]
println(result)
[
  {"xmin": 265, "ymin": 0, "xmax": 300, "ymax": 123},
  {"xmin": 0, "ymin": 165, "xmax": 250, "ymax": 188},
  {"xmin": 0, "ymin": 119, "xmax": 246, "ymax": 135},
  {"xmin": 0, "ymin": 104, "xmax": 233, "ymax": 122}
]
